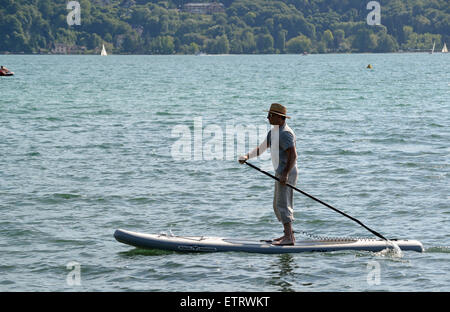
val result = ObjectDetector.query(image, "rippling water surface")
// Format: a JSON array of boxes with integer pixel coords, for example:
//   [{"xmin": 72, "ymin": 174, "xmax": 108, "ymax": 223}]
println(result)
[{"xmin": 0, "ymin": 54, "xmax": 449, "ymax": 291}]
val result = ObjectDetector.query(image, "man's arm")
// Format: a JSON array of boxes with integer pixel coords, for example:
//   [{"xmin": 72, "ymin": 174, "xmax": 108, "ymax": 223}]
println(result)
[
  {"xmin": 279, "ymin": 146, "xmax": 297, "ymax": 185},
  {"xmin": 238, "ymin": 138, "xmax": 269, "ymax": 164}
]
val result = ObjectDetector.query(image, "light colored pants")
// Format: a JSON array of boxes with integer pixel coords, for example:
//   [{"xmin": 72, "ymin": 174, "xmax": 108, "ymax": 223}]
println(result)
[{"xmin": 273, "ymin": 167, "xmax": 298, "ymax": 224}]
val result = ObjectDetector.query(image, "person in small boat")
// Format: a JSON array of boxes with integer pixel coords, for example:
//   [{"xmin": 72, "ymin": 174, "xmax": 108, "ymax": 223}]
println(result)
[
  {"xmin": 0, "ymin": 66, "xmax": 13, "ymax": 75},
  {"xmin": 239, "ymin": 103, "xmax": 298, "ymax": 246}
]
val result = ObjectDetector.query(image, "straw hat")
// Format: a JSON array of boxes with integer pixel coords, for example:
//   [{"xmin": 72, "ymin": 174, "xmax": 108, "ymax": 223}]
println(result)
[{"xmin": 266, "ymin": 103, "xmax": 290, "ymax": 119}]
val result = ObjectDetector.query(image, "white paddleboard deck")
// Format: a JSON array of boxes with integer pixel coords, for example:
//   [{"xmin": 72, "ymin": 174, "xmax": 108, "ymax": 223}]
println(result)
[{"xmin": 114, "ymin": 229, "xmax": 424, "ymax": 253}]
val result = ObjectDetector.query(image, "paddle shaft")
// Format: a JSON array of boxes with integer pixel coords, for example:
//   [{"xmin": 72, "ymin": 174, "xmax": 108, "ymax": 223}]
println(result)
[{"xmin": 244, "ymin": 161, "xmax": 388, "ymax": 241}]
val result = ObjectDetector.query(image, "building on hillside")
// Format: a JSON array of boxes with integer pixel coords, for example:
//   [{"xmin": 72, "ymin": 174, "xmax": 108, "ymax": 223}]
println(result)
[
  {"xmin": 52, "ymin": 43, "xmax": 68, "ymax": 54},
  {"xmin": 183, "ymin": 2, "xmax": 225, "ymax": 14},
  {"xmin": 51, "ymin": 43, "xmax": 86, "ymax": 54}
]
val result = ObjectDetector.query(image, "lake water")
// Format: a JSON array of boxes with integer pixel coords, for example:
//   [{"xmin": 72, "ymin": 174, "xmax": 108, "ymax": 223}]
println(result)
[{"xmin": 0, "ymin": 53, "xmax": 449, "ymax": 291}]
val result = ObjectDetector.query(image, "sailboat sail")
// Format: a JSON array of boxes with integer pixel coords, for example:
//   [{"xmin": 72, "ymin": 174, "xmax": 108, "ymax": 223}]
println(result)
[
  {"xmin": 101, "ymin": 44, "xmax": 107, "ymax": 56},
  {"xmin": 431, "ymin": 41, "xmax": 435, "ymax": 54},
  {"xmin": 442, "ymin": 43, "xmax": 448, "ymax": 53}
]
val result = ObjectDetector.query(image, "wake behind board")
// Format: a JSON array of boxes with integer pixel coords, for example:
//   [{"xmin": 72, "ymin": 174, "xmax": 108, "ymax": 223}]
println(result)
[{"xmin": 114, "ymin": 229, "xmax": 424, "ymax": 254}]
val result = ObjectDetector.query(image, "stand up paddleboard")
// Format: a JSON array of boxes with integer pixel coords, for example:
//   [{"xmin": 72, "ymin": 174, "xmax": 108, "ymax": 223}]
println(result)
[{"xmin": 114, "ymin": 229, "xmax": 424, "ymax": 254}]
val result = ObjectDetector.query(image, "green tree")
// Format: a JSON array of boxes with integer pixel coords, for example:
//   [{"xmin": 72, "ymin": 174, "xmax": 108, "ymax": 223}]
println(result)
[
  {"xmin": 323, "ymin": 29, "xmax": 334, "ymax": 51},
  {"xmin": 402, "ymin": 25, "xmax": 414, "ymax": 44},
  {"xmin": 244, "ymin": 12, "xmax": 256, "ymax": 26},
  {"xmin": 81, "ymin": 33, "xmax": 103, "ymax": 50},
  {"xmin": 230, "ymin": 38, "xmax": 243, "ymax": 54},
  {"xmin": 0, "ymin": 0, "xmax": 448, "ymax": 55},
  {"xmin": 215, "ymin": 34, "xmax": 230, "ymax": 54},
  {"xmin": 256, "ymin": 33, "xmax": 274, "ymax": 53},
  {"xmin": 334, "ymin": 29, "xmax": 348, "ymax": 51},
  {"xmin": 188, "ymin": 42, "xmax": 200, "ymax": 54},
  {"xmin": 275, "ymin": 29, "xmax": 287, "ymax": 53},
  {"xmin": 160, "ymin": 35, "xmax": 175, "ymax": 54},
  {"xmin": 123, "ymin": 32, "xmax": 139, "ymax": 53},
  {"xmin": 353, "ymin": 28, "xmax": 378, "ymax": 52},
  {"xmin": 241, "ymin": 30, "xmax": 256, "ymax": 53},
  {"xmin": 376, "ymin": 32, "xmax": 398, "ymax": 52},
  {"xmin": 286, "ymin": 35, "xmax": 312, "ymax": 53},
  {"xmin": 0, "ymin": 15, "xmax": 25, "ymax": 51}
]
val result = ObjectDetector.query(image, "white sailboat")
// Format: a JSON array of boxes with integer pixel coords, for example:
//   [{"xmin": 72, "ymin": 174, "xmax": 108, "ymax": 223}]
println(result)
[
  {"xmin": 101, "ymin": 44, "xmax": 107, "ymax": 56},
  {"xmin": 442, "ymin": 43, "xmax": 448, "ymax": 53},
  {"xmin": 430, "ymin": 41, "xmax": 435, "ymax": 54}
]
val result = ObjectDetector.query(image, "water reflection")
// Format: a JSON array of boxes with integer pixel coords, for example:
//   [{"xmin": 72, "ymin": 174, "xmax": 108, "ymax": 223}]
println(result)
[{"xmin": 267, "ymin": 254, "xmax": 297, "ymax": 292}]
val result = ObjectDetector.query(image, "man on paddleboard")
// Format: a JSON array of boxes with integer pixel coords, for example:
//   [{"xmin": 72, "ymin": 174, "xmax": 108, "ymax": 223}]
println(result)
[{"xmin": 239, "ymin": 103, "xmax": 298, "ymax": 245}]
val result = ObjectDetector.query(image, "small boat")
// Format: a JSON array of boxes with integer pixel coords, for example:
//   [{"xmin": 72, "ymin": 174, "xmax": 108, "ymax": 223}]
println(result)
[
  {"xmin": 101, "ymin": 44, "xmax": 107, "ymax": 56},
  {"xmin": 0, "ymin": 67, "xmax": 14, "ymax": 76},
  {"xmin": 114, "ymin": 229, "xmax": 424, "ymax": 254},
  {"xmin": 430, "ymin": 41, "xmax": 435, "ymax": 54},
  {"xmin": 442, "ymin": 43, "xmax": 448, "ymax": 53}
]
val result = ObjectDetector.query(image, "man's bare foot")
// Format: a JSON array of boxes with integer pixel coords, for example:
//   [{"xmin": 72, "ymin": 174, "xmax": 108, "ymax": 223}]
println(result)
[
  {"xmin": 272, "ymin": 237, "xmax": 295, "ymax": 246},
  {"xmin": 272, "ymin": 235, "xmax": 285, "ymax": 242}
]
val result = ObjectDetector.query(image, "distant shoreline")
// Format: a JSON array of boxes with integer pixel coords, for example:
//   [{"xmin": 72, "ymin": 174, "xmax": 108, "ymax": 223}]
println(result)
[{"xmin": 0, "ymin": 51, "xmax": 437, "ymax": 56}]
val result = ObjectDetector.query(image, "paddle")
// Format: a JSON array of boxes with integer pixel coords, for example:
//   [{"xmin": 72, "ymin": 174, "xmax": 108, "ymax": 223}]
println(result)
[{"xmin": 243, "ymin": 161, "xmax": 388, "ymax": 241}]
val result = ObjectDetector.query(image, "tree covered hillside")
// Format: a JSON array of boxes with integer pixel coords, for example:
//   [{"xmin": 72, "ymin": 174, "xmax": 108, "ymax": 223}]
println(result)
[{"xmin": 0, "ymin": 0, "xmax": 449, "ymax": 54}]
